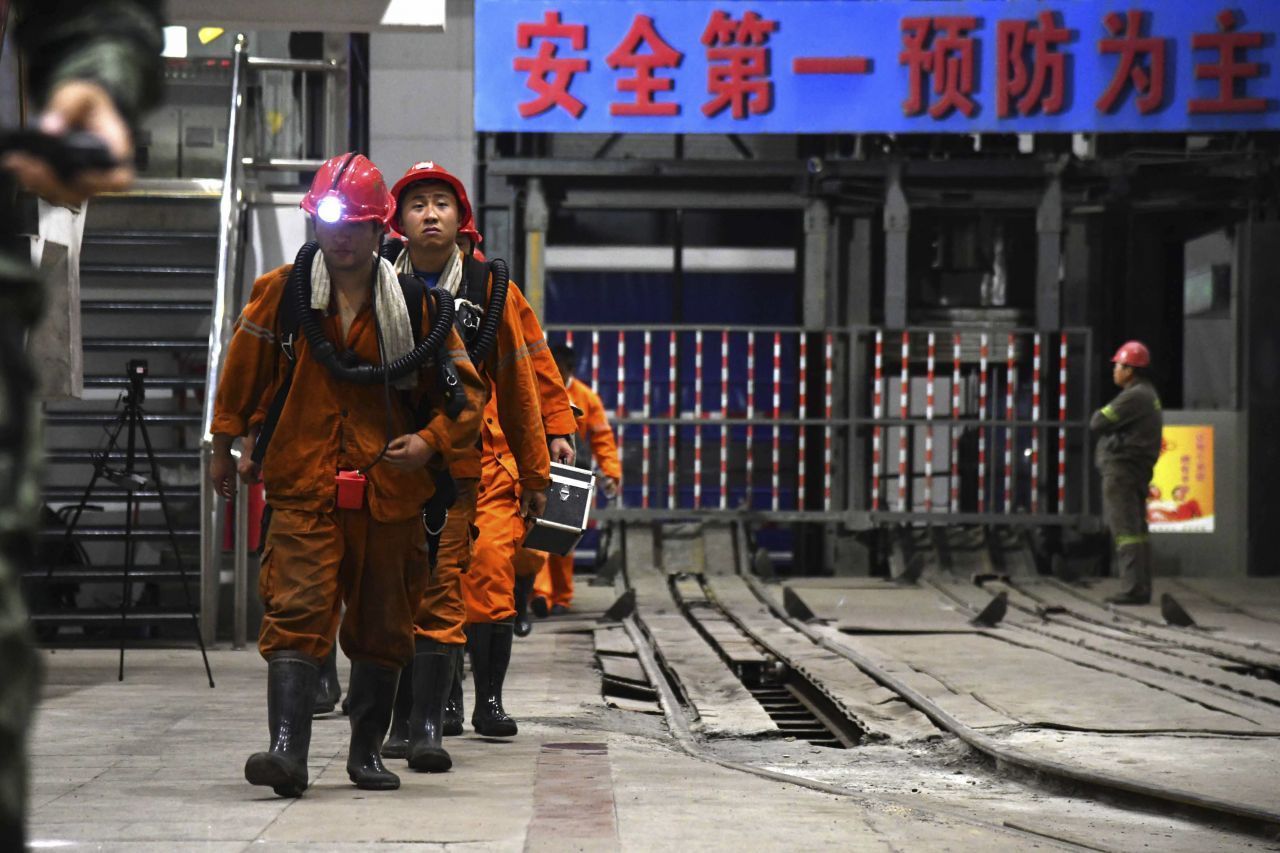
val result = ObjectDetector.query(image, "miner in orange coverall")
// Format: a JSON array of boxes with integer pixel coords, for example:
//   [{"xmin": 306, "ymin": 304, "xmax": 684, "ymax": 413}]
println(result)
[
  {"xmin": 209, "ymin": 153, "xmax": 484, "ymax": 798},
  {"xmin": 371, "ymin": 162, "xmax": 573, "ymax": 769},
  {"xmin": 526, "ymin": 344, "xmax": 622, "ymax": 619},
  {"xmin": 457, "ymin": 237, "xmax": 577, "ymax": 738}
]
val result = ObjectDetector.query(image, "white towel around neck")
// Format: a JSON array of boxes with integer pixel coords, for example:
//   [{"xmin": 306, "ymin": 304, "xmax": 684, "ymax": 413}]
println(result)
[
  {"xmin": 310, "ymin": 249, "xmax": 418, "ymax": 389},
  {"xmin": 392, "ymin": 243, "xmax": 464, "ymax": 297}
]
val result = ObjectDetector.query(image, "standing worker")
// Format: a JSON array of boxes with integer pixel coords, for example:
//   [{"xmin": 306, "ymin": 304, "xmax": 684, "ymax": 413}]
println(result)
[
  {"xmin": 375, "ymin": 161, "xmax": 572, "ymax": 769},
  {"xmin": 1090, "ymin": 341, "xmax": 1163, "ymax": 606},
  {"xmin": 529, "ymin": 344, "xmax": 622, "ymax": 618},
  {"xmin": 0, "ymin": 2, "xmax": 163, "ymax": 847},
  {"xmin": 210, "ymin": 153, "xmax": 485, "ymax": 797}
]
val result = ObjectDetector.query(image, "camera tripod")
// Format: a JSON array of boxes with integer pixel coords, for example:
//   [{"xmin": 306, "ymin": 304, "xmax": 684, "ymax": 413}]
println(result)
[{"xmin": 48, "ymin": 361, "xmax": 214, "ymax": 686}]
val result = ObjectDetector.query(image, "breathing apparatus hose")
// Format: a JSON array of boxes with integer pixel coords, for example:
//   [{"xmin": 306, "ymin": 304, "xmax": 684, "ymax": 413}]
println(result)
[
  {"xmin": 468, "ymin": 256, "xmax": 508, "ymax": 364},
  {"xmin": 376, "ymin": 237, "xmax": 510, "ymax": 366},
  {"xmin": 289, "ymin": 240, "xmax": 454, "ymax": 385}
]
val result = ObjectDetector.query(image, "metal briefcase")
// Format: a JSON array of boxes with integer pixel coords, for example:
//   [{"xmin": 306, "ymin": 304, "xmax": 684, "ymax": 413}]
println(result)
[{"xmin": 522, "ymin": 462, "xmax": 595, "ymax": 556}]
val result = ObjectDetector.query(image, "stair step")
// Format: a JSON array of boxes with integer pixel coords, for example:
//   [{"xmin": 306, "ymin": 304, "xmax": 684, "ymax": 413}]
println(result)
[
  {"xmin": 29, "ymin": 609, "xmax": 198, "ymax": 624},
  {"xmin": 84, "ymin": 338, "xmax": 206, "ymax": 351},
  {"xmin": 45, "ymin": 412, "xmax": 202, "ymax": 426},
  {"xmin": 43, "ymin": 485, "xmax": 200, "ymax": 500},
  {"xmin": 39, "ymin": 527, "xmax": 200, "ymax": 540},
  {"xmin": 81, "ymin": 263, "xmax": 215, "ymax": 277},
  {"xmin": 82, "ymin": 300, "xmax": 212, "ymax": 313},
  {"xmin": 26, "ymin": 567, "xmax": 198, "ymax": 583},
  {"xmin": 83, "ymin": 376, "xmax": 205, "ymax": 389},
  {"xmin": 83, "ymin": 230, "xmax": 217, "ymax": 244},
  {"xmin": 47, "ymin": 449, "xmax": 199, "ymax": 464}
]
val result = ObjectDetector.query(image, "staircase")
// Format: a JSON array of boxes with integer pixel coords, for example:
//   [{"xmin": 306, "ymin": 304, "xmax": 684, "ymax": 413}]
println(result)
[{"xmin": 29, "ymin": 188, "xmax": 219, "ymax": 642}]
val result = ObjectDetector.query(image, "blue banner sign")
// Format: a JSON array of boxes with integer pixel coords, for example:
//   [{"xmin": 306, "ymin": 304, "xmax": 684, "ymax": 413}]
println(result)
[{"xmin": 475, "ymin": 0, "xmax": 1280, "ymax": 133}]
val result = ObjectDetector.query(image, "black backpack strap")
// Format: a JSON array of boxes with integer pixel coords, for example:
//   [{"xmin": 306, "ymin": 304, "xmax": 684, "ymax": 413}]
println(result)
[
  {"xmin": 396, "ymin": 273, "xmax": 425, "ymax": 345},
  {"xmin": 463, "ymin": 256, "xmax": 489, "ymax": 307}
]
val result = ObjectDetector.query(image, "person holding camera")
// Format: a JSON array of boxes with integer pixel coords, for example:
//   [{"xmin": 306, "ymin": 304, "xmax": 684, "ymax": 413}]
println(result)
[{"xmin": 0, "ymin": 3, "xmax": 163, "ymax": 848}]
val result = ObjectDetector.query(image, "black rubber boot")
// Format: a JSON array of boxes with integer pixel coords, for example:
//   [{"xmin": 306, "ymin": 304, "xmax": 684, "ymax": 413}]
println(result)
[
  {"xmin": 245, "ymin": 652, "xmax": 318, "ymax": 797},
  {"xmin": 469, "ymin": 621, "xmax": 518, "ymax": 737},
  {"xmin": 513, "ymin": 575, "xmax": 534, "ymax": 638},
  {"xmin": 345, "ymin": 661, "xmax": 401, "ymax": 790},
  {"xmin": 312, "ymin": 646, "xmax": 341, "ymax": 716},
  {"xmin": 443, "ymin": 658, "xmax": 464, "ymax": 736},
  {"xmin": 380, "ymin": 665, "xmax": 413, "ymax": 759},
  {"xmin": 407, "ymin": 640, "xmax": 461, "ymax": 772}
]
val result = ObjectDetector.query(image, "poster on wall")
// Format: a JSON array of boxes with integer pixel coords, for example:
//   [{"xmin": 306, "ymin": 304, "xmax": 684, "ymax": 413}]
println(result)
[{"xmin": 1147, "ymin": 425, "xmax": 1214, "ymax": 533}]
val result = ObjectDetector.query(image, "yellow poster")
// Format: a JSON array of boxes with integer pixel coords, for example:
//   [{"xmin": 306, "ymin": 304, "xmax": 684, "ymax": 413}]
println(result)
[{"xmin": 1147, "ymin": 425, "xmax": 1214, "ymax": 533}]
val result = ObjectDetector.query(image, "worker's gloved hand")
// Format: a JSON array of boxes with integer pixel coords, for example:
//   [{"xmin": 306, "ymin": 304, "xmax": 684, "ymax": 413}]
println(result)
[
  {"xmin": 237, "ymin": 430, "xmax": 262, "ymax": 484},
  {"xmin": 385, "ymin": 433, "xmax": 434, "ymax": 469},
  {"xmin": 549, "ymin": 436, "xmax": 575, "ymax": 466},
  {"xmin": 2, "ymin": 80, "xmax": 134, "ymax": 205},
  {"xmin": 520, "ymin": 488, "xmax": 547, "ymax": 520},
  {"xmin": 600, "ymin": 477, "xmax": 619, "ymax": 499},
  {"xmin": 209, "ymin": 446, "xmax": 237, "ymax": 499}
]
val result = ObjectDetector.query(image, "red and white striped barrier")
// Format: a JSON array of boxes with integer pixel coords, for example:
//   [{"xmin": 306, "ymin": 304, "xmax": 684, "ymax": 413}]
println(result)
[
  {"xmin": 746, "ymin": 331, "xmax": 756, "ymax": 509},
  {"xmin": 642, "ymin": 330, "xmax": 652, "ymax": 509},
  {"xmin": 772, "ymin": 332, "xmax": 782, "ymax": 512},
  {"xmin": 1004, "ymin": 334, "xmax": 1016, "ymax": 513},
  {"xmin": 667, "ymin": 330, "xmax": 677, "ymax": 509},
  {"xmin": 924, "ymin": 332, "xmax": 936, "ymax": 513},
  {"xmin": 897, "ymin": 331, "xmax": 910, "ymax": 513},
  {"xmin": 1031, "ymin": 333, "xmax": 1042, "ymax": 514},
  {"xmin": 1058, "ymin": 333, "xmax": 1068, "ymax": 513},
  {"xmin": 694, "ymin": 329, "xmax": 704, "ymax": 508},
  {"xmin": 872, "ymin": 331, "xmax": 884, "ymax": 511},
  {"xmin": 720, "ymin": 330, "xmax": 730, "ymax": 511},
  {"xmin": 615, "ymin": 332, "xmax": 625, "ymax": 490},
  {"xmin": 591, "ymin": 330, "xmax": 600, "ymax": 393},
  {"xmin": 824, "ymin": 333, "xmax": 834, "ymax": 513},
  {"xmin": 950, "ymin": 334, "xmax": 961, "ymax": 514},
  {"xmin": 798, "ymin": 333, "xmax": 808, "ymax": 511},
  {"xmin": 978, "ymin": 333, "xmax": 989, "ymax": 514}
]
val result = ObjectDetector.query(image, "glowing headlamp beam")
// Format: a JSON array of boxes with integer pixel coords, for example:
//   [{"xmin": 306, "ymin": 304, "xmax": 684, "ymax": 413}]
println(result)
[{"xmin": 317, "ymin": 196, "xmax": 345, "ymax": 224}]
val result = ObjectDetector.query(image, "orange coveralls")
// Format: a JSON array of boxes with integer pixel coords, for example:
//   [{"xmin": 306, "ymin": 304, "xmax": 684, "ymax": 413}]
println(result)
[
  {"xmin": 531, "ymin": 378, "xmax": 621, "ymax": 609},
  {"xmin": 212, "ymin": 264, "xmax": 484, "ymax": 670},
  {"xmin": 462, "ymin": 290, "xmax": 576, "ymax": 624},
  {"xmin": 417, "ymin": 279, "xmax": 573, "ymax": 636}
]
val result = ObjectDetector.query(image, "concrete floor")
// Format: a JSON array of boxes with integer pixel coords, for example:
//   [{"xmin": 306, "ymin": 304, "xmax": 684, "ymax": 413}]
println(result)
[{"xmin": 25, "ymin": 590, "xmax": 1277, "ymax": 852}]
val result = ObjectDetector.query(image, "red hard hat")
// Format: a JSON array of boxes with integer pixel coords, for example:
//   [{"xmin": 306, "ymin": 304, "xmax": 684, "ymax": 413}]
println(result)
[
  {"xmin": 300, "ymin": 152, "xmax": 394, "ymax": 226},
  {"xmin": 390, "ymin": 161, "xmax": 473, "ymax": 228},
  {"xmin": 1111, "ymin": 340, "xmax": 1151, "ymax": 368}
]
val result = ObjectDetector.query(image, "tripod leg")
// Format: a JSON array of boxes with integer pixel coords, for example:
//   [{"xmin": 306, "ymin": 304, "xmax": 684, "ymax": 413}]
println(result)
[
  {"xmin": 119, "ymin": 407, "xmax": 140, "ymax": 682},
  {"xmin": 45, "ymin": 413, "xmax": 127, "ymax": 582},
  {"xmin": 135, "ymin": 413, "xmax": 215, "ymax": 688}
]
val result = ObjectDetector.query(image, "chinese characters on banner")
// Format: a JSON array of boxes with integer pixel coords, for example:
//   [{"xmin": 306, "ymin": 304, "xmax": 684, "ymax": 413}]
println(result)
[
  {"xmin": 1147, "ymin": 425, "xmax": 1215, "ymax": 534},
  {"xmin": 476, "ymin": 0, "xmax": 1280, "ymax": 133}
]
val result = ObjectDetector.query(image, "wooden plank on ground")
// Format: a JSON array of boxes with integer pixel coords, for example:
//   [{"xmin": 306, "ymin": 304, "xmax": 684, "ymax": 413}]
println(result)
[
  {"xmin": 937, "ymin": 580, "xmax": 1280, "ymax": 711},
  {"xmin": 600, "ymin": 655, "xmax": 649, "ymax": 685},
  {"xmin": 1026, "ymin": 579, "xmax": 1280, "ymax": 670},
  {"xmin": 788, "ymin": 583, "xmax": 981, "ymax": 634},
  {"xmin": 593, "ymin": 627, "xmax": 636, "ymax": 657},
  {"xmin": 852, "ymin": 632, "xmax": 1266, "ymax": 733},
  {"xmin": 627, "ymin": 532, "xmax": 777, "ymax": 738},
  {"xmin": 706, "ymin": 574, "xmax": 942, "ymax": 743}
]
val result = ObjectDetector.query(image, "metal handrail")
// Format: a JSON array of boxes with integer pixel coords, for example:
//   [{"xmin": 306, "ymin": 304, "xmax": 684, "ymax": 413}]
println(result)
[
  {"xmin": 242, "ymin": 157, "xmax": 326, "ymax": 171},
  {"xmin": 198, "ymin": 33, "xmax": 248, "ymax": 645},
  {"xmin": 246, "ymin": 57, "xmax": 341, "ymax": 74}
]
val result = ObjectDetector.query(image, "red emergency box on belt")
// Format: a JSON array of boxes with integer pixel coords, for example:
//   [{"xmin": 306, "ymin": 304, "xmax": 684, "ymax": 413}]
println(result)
[{"xmin": 522, "ymin": 462, "xmax": 595, "ymax": 556}]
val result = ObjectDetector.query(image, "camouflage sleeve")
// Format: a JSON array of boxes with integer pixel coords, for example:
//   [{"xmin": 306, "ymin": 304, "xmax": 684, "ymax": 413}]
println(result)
[{"xmin": 14, "ymin": 0, "xmax": 165, "ymax": 127}]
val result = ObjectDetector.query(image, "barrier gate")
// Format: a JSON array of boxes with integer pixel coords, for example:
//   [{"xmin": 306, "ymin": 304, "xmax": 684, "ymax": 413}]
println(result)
[{"xmin": 544, "ymin": 324, "xmax": 1095, "ymax": 528}]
